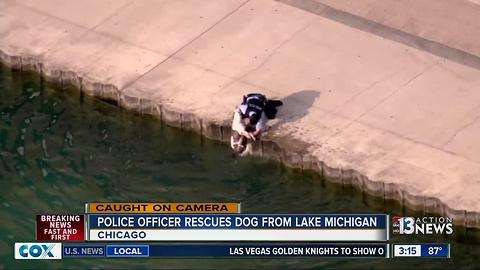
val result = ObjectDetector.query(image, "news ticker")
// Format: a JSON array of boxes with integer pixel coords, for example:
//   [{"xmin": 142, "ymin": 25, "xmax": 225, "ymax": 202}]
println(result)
[
  {"xmin": 14, "ymin": 243, "xmax": 451, "ymax": 259},
  {"xmin": 16, "ymin": 202, "xmax": 455, "ymax": 260},
  {"xmin": 37, "ymin": 213, "xmax": 388, "ymax": 242},
  {"xmin": 35, "ymin": 202, "xmax": 455, "ymax": 242}
]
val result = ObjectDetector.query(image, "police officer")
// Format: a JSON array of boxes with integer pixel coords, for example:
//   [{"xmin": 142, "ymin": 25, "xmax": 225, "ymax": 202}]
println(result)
[{"xmin": 231, "ymin": 93, "xmax": 268, "ymax": 154}]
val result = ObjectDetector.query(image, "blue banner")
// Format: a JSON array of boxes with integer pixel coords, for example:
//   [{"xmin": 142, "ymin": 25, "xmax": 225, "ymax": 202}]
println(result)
[
  {"xmin": 62, "ymin": 243, "xmax": 388, "ymax": 258},
  {"xmin": 63, "ymin": 245, "xmax": 105, "ymax": 257},
  {"xmin": 420, "ymin": 244, "xmax": 449, "ymax": 258},
  {"xmin": 106, "ymin": 245, "xmax": 149, "ymax": 257},
  {"xmin": 88, "ymin": 214, "xmax": 386, "ymax": 229},
  {"xmin": 148, "ymin": 244, "xmax": 387, "ymax": 257}
]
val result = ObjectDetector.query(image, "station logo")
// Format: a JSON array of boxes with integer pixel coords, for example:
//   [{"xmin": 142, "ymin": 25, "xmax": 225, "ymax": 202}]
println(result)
[
  {"xmin": 392, "ymin": 217, "xmax": 453, "ymax": 235},
  {"xmin": 14, "ymin": 243, "xmax": 62, "ymax": 259}
]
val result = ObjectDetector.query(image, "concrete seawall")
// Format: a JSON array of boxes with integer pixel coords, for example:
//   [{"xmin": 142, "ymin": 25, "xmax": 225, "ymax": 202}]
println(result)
[{"xmin": 1, "ymin": 0, "xmax": 480, "ymax": 228}]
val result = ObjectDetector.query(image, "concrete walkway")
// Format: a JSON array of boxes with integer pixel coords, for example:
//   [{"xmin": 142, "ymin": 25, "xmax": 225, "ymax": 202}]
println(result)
[{"xmin": 1, "ymin": 0, "xmax": 479, "ymax": 227}]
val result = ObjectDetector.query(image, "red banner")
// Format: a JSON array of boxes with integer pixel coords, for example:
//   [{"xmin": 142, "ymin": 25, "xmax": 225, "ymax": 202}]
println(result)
[{"xmin": 36, "ymin": 214, "xmax": 84, "ymax": 241}]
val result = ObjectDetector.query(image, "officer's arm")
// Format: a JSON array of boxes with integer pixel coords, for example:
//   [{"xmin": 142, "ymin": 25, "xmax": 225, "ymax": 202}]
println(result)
[
  {"xmin": 232, "ymin": 110, "xmax": 253, "ymax": 139},
  {"xmin": 254, "ymin": 113, "xmax": 267, "ymax": 136}
]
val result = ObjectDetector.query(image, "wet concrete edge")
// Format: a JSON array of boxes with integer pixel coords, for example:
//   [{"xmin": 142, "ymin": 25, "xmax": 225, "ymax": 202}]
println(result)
[{"xmin": 1, "ymin": 51, "xmax": 479, "ymax": 229}]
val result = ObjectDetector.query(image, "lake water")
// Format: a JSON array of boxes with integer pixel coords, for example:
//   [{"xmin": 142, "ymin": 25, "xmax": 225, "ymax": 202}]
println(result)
[{"xmin": 0, "ymin": 64, "xmax": 478, "ymax": 269}]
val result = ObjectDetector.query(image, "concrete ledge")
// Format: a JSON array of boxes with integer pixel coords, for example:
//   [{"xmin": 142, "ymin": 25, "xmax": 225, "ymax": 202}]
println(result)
[
  {"xmin": 2, "ymin": 0, "xmax": 480, "ymax": 229},
  {"xmin": 181, "ymin": 112, "xmax": 203, "ymax": 133}
]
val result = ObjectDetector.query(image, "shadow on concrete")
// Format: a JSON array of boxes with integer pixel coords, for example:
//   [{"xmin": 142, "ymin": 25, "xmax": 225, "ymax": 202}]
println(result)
[{"xmin": 272, "ymin": 90, "xmax": 320, "ymax": 125}]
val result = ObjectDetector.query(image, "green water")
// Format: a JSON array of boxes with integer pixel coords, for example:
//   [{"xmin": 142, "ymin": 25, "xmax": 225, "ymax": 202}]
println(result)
[{"xmin": 0, "ymin": 65, "xmax": 478, "ymax": 269}]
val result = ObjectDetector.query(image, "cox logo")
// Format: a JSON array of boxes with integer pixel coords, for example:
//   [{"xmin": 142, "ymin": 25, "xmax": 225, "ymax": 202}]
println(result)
[{"xmin": 14, "ymin": 243, "xmax": 62, "ymax": 259}]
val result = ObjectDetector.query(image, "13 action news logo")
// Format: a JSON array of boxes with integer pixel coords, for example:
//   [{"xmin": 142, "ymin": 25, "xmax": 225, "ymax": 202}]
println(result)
[
  {"xmin": 14, "ymin": 243, "xmax": 62, "ymax": 259},
  {"xmin": 392, "ymin": 217, "xmax": 453, "ymax": 235}
]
